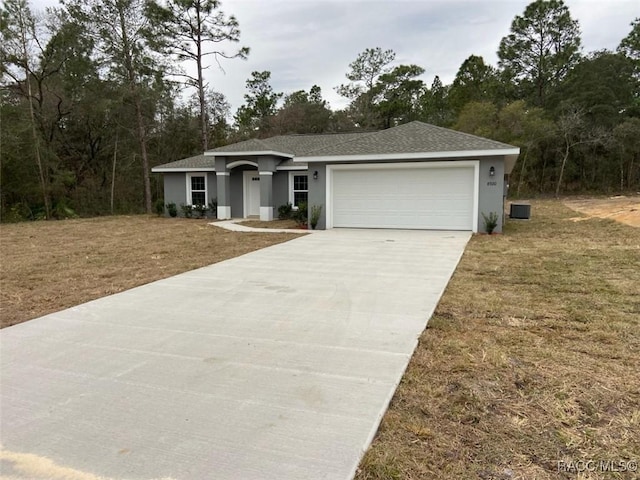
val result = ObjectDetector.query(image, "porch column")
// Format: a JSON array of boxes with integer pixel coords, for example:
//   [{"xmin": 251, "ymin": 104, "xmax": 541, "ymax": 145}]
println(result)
[
  {"xmin": 258, "ymin": 157, "xmax": 277, "ymax": 221},
  {"xmin": 215, "ymin": 157, "xmax": 231, "ymax": 219}
]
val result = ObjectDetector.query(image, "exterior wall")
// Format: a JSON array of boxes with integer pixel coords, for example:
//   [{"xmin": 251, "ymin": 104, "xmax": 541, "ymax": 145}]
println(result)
[
  {"xmin": 273, "ymin": 171, "xmax": 290, "ymax": 213},
  {"xmin": 477, "ymin": 157, "xmax": 505, "ymax": 233},
  {"xmin": 163, "ymin": 173, "xmax": 186, "ymax": 210},
  {"xmin": 230, "ymin": 168, "xmax": 244, "ymax": 218},
  {"xmin": 308, "ymin": 157, "xmax": 507, "ymax": 232},
  {"xmin": 162, "ymin": 172, "xmax": 217, "ymax": 217},
  {"xmin": 307, "ymin": 164, "xmax": 328, "ymax": 229},
  {"xmin": 207, "ymin": 173, "xmax": 217, "ymax": 207}
]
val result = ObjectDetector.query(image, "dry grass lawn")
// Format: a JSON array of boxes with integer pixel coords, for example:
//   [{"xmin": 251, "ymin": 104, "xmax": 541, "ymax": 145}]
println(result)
[
  {"xmin": 357, "ymin": 199, "xmax": 640, "ymax": 480},
  {"xmin": 239, "ymin": 219, "xmax": 302, "ymax": 229},
  {"xmin": 0, "ymin": 216, "xmax": 296, "ymax": 328}
]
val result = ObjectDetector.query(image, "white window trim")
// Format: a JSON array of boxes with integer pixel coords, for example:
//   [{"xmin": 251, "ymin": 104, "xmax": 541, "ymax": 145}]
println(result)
[
  {"xmin": 325, "ymin": 161, "xmax": 480, "ymax": 232},
  {"xmin": 288, "ymin": 171, "xmax": 309, "ymax": 209},
  {"xmin": 186, "ymin": 172, "xmax": 208, "ymax": 206}
]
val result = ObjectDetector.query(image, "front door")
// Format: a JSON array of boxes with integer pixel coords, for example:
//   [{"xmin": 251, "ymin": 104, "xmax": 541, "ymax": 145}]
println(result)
[{"xmin": 243, "ymin": 171, "xmax": 261, "ymax": 217}]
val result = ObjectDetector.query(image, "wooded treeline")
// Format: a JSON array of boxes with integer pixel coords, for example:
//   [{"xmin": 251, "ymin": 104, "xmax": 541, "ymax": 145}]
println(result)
[{"xmin": 1, "ymin": 0, "xmax": 638, "ymax": 221}]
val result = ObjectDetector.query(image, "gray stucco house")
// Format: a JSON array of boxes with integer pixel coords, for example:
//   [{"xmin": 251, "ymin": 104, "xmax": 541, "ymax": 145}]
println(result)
[{"xmin": 152, "ymin": 121, "xmax": 519, "ymax": 232}]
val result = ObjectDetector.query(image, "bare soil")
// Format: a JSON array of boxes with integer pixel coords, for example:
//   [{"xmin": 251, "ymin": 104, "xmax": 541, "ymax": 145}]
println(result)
[
  {"xmin": 357, "ymin": 199, "xmax": 640, "ymax": 480},
  {"xmin": 0, "ymin": 216, "xmax": 296, "ymax": 328},
  {"xmin": 564, "ymin": 195, "xmax": 640, "ymax": 228}
]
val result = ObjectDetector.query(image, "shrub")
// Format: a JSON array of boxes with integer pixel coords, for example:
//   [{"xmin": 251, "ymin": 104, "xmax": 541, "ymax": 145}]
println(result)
[
  {"xmin": 292, "ymin": 201, "xmax": 308, "ymax": 227},
  {"xmin": 278, "ymin": 202, "xmax": 293, "ymax": 219},
  {"xmin": 482, "ymin": 211, "xmax": 499, "ymax": 234},
  {"xmin": 310, "ymin": 205, "xmax": 322, "ymax": 230},
  {"xmin": 180, "ymin": 204, "xmax": 193, "ymax": 218},
  {"xmin": 52, "ymin": 199, "xmax": 78, "ymax": 219},
  {"xmin": 193, "ymin": 204, "xmax": 208, "ymax": 218},
  {"xmin": 154, "ymin": 198, "xmax": 165, "ymax": 216},
  {"xmin": 166, "ymin": 202, "xmax": 177, "ymax": 217}
]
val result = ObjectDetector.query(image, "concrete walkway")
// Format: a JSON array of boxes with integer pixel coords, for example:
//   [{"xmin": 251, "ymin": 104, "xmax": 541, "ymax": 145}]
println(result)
[{"xmin": 0, "ymin": 229, "xmax": 470, "ymax": 480}]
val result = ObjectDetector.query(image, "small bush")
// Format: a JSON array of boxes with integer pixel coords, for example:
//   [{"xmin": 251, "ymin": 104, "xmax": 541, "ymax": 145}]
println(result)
[
  {"xmin": 310, "ymin": 205, "xmax": 322, "ymax": 230},
  {"xmin": 180, "ymin": 204, "xmax": 193, "ymax": 218},
  {"xmin": 154, "ymin": 198, "xmax": 165, "ymax": 216},
  {"xmin": 166, "ymin": 202, "xmax": 177, "ymax": 217},
  {"xmin": 278, "ymin": 202, "xmax": 293, "ymax": 219},
  {"xmin": 52, "ymin": 199, "xmax": 78, "ymax": 220},
  {"xmin": 482, "ymin": 211, "xmax": 499, "ymax": 234},
  {"xmin": 292, "ymin": 201, "xmax": 308, "ymax": 227},
  {"xmin": 193, "ymin": 204, "xmax": 208, "ymax": 218}
]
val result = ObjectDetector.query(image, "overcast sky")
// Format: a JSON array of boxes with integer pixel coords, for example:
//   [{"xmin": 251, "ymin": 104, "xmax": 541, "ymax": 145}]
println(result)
[{"xmin": 29, "ymin": 0, "xmax": 639, "ymax": 115}]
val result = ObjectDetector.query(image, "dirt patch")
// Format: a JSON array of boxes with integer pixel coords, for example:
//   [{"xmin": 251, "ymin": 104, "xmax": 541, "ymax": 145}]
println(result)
[
  {"xmin": 564, "ymin": 195, "xmax": 640, "ymax": 227},
  {"xmin": 0, "ymin": 216, "xmax": 296, "ymax": 328},
  {"xmin": 357, "ymin": 199, "xmax": 640, "ymax": 480}
]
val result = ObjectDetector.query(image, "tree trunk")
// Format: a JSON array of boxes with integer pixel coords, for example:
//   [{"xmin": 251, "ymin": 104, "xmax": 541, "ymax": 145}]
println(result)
[
  {"xmin": 111, "ymin": 133, "xmax": 118, "ymax": 214},
  {"xmin": 196, "ymin": 5, "xmax": 207, "ymax": 151},
  {"xmin": 516, "ymin": 145, "xmax": 530, "ymax": 197},
  {"xmin": 118, "ymin": 4, "xmax": 152, "ymax": 214},
  {"xmin": 18, "ymin": 8, "xmax": 50, "ymax": 218},
  {"xmin": 133, "ymin": 93, "xmax": 152, "ymax": 214},
  {"xmin": 555, "ymin": 140, "xmax": 570, "ymax": 198}
]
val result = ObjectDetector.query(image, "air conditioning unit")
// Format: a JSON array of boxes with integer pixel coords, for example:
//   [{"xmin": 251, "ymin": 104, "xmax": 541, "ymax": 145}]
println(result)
[{"xmin": 510, "ymin": 203, "xmax": 531, "ymax": 219}]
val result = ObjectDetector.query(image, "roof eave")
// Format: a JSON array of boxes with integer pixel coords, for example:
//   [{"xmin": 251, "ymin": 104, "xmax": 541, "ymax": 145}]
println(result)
[
  {"xmin": 296, "ymin": 148, "xmax": 521, "ymax": 163},
  {"xmin": 204, "ymin": 150, "xmax": 294, "ymax": 158},
  {"xmin": 151, "ymin": 167, "xmax": 216, "ymax": 173}
]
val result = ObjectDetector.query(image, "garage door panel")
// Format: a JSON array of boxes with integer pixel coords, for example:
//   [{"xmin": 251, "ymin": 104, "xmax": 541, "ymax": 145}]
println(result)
[{"xmin": 331, "ymin": 166, "xmax": 475, "ymax": 230}]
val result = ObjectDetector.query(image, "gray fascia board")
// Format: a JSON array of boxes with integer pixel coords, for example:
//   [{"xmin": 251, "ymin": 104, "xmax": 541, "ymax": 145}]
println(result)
[
  {"xmin": 295, "ymin": 148, "xmax": 521, "ymax": 163},
  {"xmin": 203, "ymin": 150, "xmax": 294, "ymax": 158},
  {"xmin": 151, "ymin": 167, "xmax": 216, "ymax": 173}
]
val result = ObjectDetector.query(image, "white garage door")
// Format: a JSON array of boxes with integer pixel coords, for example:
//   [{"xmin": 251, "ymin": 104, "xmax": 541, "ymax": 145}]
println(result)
[{"xmin": 330, "ymin": 164, "xmax": 476, "ymax": 230}]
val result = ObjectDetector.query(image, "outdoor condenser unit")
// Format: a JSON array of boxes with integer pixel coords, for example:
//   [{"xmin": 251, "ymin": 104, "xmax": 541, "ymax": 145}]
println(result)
[{"xmin": 510, "ymin": 203, "xmax": 531, "ymax": 219}]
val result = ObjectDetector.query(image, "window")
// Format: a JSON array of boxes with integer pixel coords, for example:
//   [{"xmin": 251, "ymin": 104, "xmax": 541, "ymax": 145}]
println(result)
[
  {"xmin": 291, "ymin": 174, "xmax": 308, "ymax": 207},
  {"xmin": 187, "ymin": 174, "xmax": 207, "ymax": 206}
]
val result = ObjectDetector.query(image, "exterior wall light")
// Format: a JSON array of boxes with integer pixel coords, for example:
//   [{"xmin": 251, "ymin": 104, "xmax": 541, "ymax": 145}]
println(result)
[
  {"xmin": 313, "ymin": 170, "xmax": 319, "ymax": 180},
  {"xmin": 489, "ymin": 166, "xmax": 495, "ymax": 177}
]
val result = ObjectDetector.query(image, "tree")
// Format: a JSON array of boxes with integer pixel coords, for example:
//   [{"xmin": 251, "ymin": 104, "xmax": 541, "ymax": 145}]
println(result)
[
  {"xmin": 554, "ymin": 107, "xmax": 607, "ymax": 196},
  {"xmin": 271, "ymin": 85, "xmax": 332, "ymax": 134},
  {"xmin": 147, "ymin": 0, "xmax": 248, "ymax": 151},
  {"xmin": 613, "ymin": 118, "xmax": 640, "ymax": 191},
  {"xmin": 234, "ymin": 70, "xmax": 282, "ymax": 136},
  {"xmin": 454, "ymin": 101, "xmax": 498, "ymax": 138},
  {"xmin": 371, "ymin": 64, "xmax": 424, "ymax": 128},
  {"xmin": 63, "ymin": 0, "xmax": 163, "ymax": 213},
  {"xmin": 496, "ymin": 101, "xmax": 554, "ymax": 195},
  {"xmin": 336, "ymin": 47, "xmax": 396, "ymax": 128},
  {"xmin": 1, "ymin": 0, "xmax": 51, "ymax": 217},
  {"xmin": 552, "ymin": 51, "xmax": 639, "ymax": 128},
  {"xmin": 420, "ymin": 75, "xmax": 452, "ymax": 126},
  {"xmin": 448, "ymin": 55, "xmax": 498, "ymax": 113},
  {"xmin": 498, "ymin": 0, "xmax": 581, "ymax": 106},
  {"xmin": 618, "ymin": 18, "xmax": 639, "ymax": 62}
]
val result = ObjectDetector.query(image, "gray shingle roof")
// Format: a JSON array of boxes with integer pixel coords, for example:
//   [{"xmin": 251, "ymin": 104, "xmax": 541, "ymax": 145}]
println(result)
[
  {"xmin": 154, "ymin": 122, "xmax": 518, "ymax": 170},
  {"xmin": 300, "ymin": 121, "xmax": 516, "ymax": 158},
  {"xmin": 203, "ymin": 131, "xmax": 370, "ymax": 156},
  {"xmin": 154, "ymin": 154, "xmax": 214, "ymax": 170}
]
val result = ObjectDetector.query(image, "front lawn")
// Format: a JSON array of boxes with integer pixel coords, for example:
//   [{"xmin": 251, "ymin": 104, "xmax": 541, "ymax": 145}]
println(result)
[
  {"xmin": 0, "ymin": 216, "xmax": 296, "ymax": 328},
  {"xmin": 357, "ymin": 199, "xmax": 640, "ymax": 480}
]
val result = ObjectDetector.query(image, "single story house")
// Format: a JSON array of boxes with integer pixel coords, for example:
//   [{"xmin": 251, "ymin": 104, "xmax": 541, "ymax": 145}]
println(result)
[{"xmin": 152, "ymin": 121, "xmax": 520, "ymax": 232}]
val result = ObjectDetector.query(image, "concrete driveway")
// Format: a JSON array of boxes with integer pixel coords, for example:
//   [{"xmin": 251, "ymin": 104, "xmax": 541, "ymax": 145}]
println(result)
[{"xmin": 0, "ymin": 228, "xmax": 470, "ymax": 480}]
